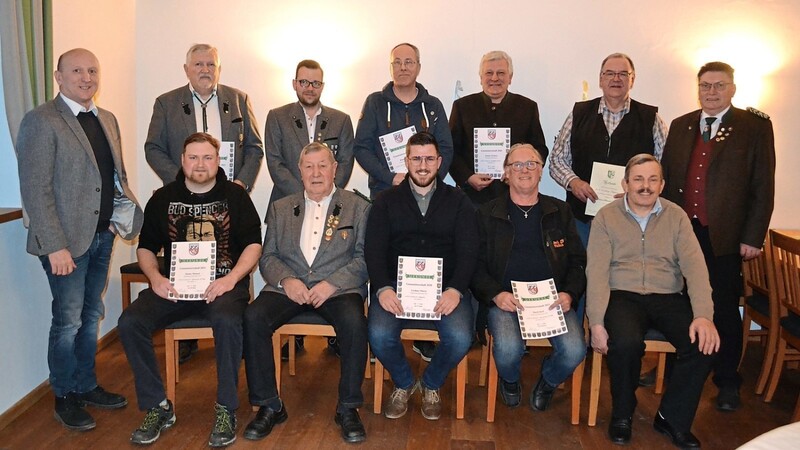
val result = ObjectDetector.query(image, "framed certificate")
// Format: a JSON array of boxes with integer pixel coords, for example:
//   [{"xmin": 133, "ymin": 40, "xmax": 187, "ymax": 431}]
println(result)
[
  {"xmin": 168, "ymin": 241, "xmax": 216, "ymax": 301},
  {"xmin": 378, "ymin": 125, "xmax": 416, "ymax": 174},
  {"xmin": 511, "ymin": 279, "xmax": 568, "ymax": 339},
  {"xmin": 473, "ymin": 127, "xmax": 510, "ymax": 179},
  {"xmin": 395, "ymin": 256, "xmax": 443, "ymax": 320},
  {"xmin": 585, "ymin": 162, "xmax": 625, "ymax": 217},
  {"xmin": 219, "ymin": 141, "xmax": 236, "ymax": 181}
]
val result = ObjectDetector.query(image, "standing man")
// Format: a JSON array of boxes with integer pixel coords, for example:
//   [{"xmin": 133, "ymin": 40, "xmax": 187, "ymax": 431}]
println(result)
[
  {"xmin": 587, "ymin": 154, "xmax": 719, "ymax": 448},
  {"xmin": 354, "ymin": 43, "xmax": 454, "ymax": 199},
  {"xmin": 118, "ymin": 133, "xmax": 262, "ymax": 447},
  {"xmin": 365, "ymin": 132, "xmax": 477, "ymax": 421},
  {"xmin": 243, "ymin": 143, "xmax": 370, "ymax": 444},
  {"xmin": 264, "ymin": 59, "xmax": 355, "ymax": 358},
  {"xmin": 16, "ymin": 48, "xmax": 143, "ymax": 431},
  {"xmin": 662, "ymin": 61, "xmax": 775, "ymax": 412},
  {"xmin": 549, "ymin": 52, "xmax": 668, "ymax": 246},
  {"xmin": 449, "ymin": 51, "xmax": 549, "ymax": 206},
  {"xmin": 145, "ymin": 43, "xmax": 263, "ymax": 363},
  {"xmin": 264, "ymin": 59, "xmax": 355, "ymax": 207},
  {"xmin": 471, "ymin": 144, "xmax": 585, "ymax": 414},
  {"xmin": 145, "ymin": 43, "xmax": 263, "ymax": 191}
]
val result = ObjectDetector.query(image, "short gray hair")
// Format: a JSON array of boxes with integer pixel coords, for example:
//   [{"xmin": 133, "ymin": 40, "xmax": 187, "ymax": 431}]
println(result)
[
  {"xmin": 186, "ymin": 44, "xmax": 220, "ymax": 65},
  {"xmin": 298, "ymin": 142, "xmax": 336, "ymax": 166},
  {"xmin": 624, "ymin": 153, "xmax": 661, "ymax": 181},
  {"xmin": 480, "ymin": 50, "xmax": 513, "ymax": 75}
]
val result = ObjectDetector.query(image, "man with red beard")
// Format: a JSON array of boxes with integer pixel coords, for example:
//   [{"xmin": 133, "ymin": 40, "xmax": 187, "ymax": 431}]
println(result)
[{"xmin": 365, "ymin": 132, "xmax": 478, "ymax": 421}]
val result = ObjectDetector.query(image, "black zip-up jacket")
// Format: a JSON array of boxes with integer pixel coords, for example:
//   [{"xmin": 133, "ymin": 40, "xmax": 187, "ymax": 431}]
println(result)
[{"xmin": 471, "ymin": 193, "xmax": 586, "ymax": 312}]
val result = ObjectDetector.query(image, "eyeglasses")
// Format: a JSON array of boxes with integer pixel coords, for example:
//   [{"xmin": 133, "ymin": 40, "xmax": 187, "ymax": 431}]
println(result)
[
  {"xmin": 408, "ymin": 155, "xmax": 438, "ymax": 165},
  {"xmin": 698, "ymin": 82, "xmax": 731, "ymax": 92},
  {"xmin": 296, "ymin": 79, "xmax": 324, "ymax": 89},
  {"xmin": 506, "ymin": 160, "xmax": 544, "ymax": 171},
  {"xmin": 601, "ymin": 70, "xmax": 633, "ymax": 80},
  {"xmin": 391, "ymin": 59, "xmax": 418, "ymax": 69}
]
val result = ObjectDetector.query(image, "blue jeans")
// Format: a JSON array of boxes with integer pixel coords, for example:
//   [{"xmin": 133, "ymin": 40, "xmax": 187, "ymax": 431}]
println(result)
[
  {"xmin": 488, "ymin": 306, "xmax": 585, "ymax": 386},
  {"xmin": 40, "ymin": 230, "xmax": 115, "ymax": 397},
  {"xmin": 368, "ymin": 294, "xmax": 473, "ymax": 390}
]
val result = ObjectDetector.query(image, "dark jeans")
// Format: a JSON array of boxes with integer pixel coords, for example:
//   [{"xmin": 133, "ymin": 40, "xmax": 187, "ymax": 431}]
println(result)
[
  {"xmin": 692, "ymin": 220, "xmax": 744, "ymax": 389},
  {"xmin": 605, "ymin": 290, "xmax": 713, "ymax": 432},
  {"xmin": 40, "ymin": 230, "xmax": 115, "ymax": 397},
  {"xmin": 244, "ymin": 291, "xmax": 367, "ymax": 409},
  {"xmin": 118, "ymin": 278, "xmax": 249, "ymax": 411}
]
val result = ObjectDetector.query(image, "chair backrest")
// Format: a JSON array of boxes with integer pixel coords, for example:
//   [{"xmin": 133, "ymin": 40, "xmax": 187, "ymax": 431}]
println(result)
[
  {"xmin": 743, "ymin": 233, "xmax": 771, "ymax": 298},
  {"xmin": 769, "ymin": 230, "xmax": 800, "ymax": 317}
]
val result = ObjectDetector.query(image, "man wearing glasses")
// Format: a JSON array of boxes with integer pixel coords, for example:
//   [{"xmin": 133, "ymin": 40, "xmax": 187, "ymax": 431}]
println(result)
[
  {"xmin": 471, "ymin": 144, "xmax": 586, "ymax": 415},
  {"xmin": 661, "ymin": 61, "xmax": 775, "ymax": 413},
  {"xmin": 449, "ymin": 51, "xmax": 549, "ymax": 207},
  {"xmin": 354, "ymin": 43, "xmax": 454, "ymax": 199},
  {"xmin": 265, "ymin": 59, "xmax": 355, "ymax": 208},
  {"xmin": 549, "ymin": 52, "xmax": 668, "ymax": 327},
  {"xmin": 365, "ymin": 132, "xmax": 477, "ymax": 421}
]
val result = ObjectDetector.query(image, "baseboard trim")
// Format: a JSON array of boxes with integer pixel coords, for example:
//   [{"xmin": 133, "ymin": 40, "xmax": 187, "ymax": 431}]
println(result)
[{"xmin": 0, "ymin": 329, "xmax": 120, "ymax": 431}]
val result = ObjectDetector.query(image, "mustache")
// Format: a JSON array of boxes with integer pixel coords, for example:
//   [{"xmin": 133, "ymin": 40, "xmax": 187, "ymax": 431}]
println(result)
[{"xmin": 636, "ymin": 188, "xmax": 655, "ymax": 195}]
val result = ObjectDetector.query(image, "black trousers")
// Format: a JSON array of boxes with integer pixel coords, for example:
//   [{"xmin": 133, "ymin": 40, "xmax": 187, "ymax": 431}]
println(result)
[
  {"xmin": 605, "ymin": 290, "xmax": 713, "ymax": 432},
  {"xmin": 692, "ymin": 219, "xmax": 744, "ymax": 389},
  {"xmin": 118, "ymin": 279, "xmax": 249, "ymax": 411},
  {"xmin": 244, "ymin": 291, "xmax": 367, "ymax": 409}
]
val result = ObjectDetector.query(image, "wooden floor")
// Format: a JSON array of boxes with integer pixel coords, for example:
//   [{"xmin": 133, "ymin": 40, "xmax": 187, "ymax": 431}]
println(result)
[{"xmin": 1, "ymin": 335, "xmax": 798, "ymax": 449}]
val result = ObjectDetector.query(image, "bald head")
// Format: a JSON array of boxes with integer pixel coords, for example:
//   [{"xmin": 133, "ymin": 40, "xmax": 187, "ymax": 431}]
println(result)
[{"xmin": 55, "ymin": 48, "xmax": 100, "ymax": 109}]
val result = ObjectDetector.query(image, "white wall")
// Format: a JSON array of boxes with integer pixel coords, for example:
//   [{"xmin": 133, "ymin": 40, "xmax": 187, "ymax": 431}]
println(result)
[{"xmin": 2, "ymin": 0, "xmax": 799, "ymax": 415}]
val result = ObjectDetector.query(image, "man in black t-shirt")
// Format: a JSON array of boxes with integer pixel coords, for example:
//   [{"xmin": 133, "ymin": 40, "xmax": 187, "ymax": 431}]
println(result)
[{"xmin": 119, "ymin": 132, "xmax": 262, "ymax": 447}]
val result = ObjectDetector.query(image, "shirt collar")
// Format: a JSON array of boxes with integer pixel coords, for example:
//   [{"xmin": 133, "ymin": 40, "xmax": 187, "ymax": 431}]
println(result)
[
  {"xmin": 188, "ymin": 83, "xmax": 218, "ymax": 101},
  {"xmin": 304, "ymin": 186, "xmax": 336, "ymax": 205},
  {"xmin": 700, "ymin": 105, "xmax": 732, "ymax": 123},
  {"xmin": 599, "ymin": 96, "xmax": 631, "ymax": 115},
  {"xmin": 60, "ymin": 93, "xmax": 98, "ymax": 116}
]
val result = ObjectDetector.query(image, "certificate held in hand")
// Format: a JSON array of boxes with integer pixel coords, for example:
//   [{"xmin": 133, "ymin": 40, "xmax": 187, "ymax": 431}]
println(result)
[
  {"xmin": 168, "ymin": 241, "xmax": 216, "ymax": 300},
  {"xmin": 585, "ymin": 162, "xmax": 625, "ymax": 217},
  {"xmin": 395, "ymin": 256, "xmax": 443, "ymax": 320},
  {"xmin": 511, "ymin": 279, "xmax": 568, "ymax": 339}
]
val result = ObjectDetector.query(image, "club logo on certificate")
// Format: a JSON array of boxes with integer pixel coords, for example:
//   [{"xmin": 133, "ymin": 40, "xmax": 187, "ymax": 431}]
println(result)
[
  {"xmin": 473, "ymin": 127, "xmax": 510, "ymax": 179},
  {"xmin": 379, "ymin": 126, "xmax": 416, "ymax": 174},
  {"xmin": 395, "ymin": 256, "xmax": 443, "ymax": 320},
  {"xmin": 511, "ymin": 279, "xmax": 568, "ymax": 339}
]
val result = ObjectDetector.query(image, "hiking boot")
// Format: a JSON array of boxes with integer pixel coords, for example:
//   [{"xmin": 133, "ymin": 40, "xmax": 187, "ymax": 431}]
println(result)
[
  {"xmin": 130, "ymin": 400, "xmax": 175, "ymax": 445},
  {"xmin": 208, "ymin": 403, "xmax": 237, "ymax": 447}
]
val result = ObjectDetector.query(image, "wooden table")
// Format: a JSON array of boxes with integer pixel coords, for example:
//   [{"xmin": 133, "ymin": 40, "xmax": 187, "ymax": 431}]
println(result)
[
  {"xmin": 0, "ymin": 208, "xmax": 22, "ymax": 224},
  {"xmin": 773, "ymin": 229, "xmax": 800, "ymax": 240}
]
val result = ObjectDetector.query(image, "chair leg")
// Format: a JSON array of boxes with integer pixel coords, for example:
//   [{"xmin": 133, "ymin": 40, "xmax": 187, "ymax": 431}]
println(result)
[
  {"xmin": 755, "ymin": 327, "xmax": 778, "ymax": 395},
  {"xmin": 479, "ymin": 342, "xmax": 489, "ymax": 387},
  {"xmin": 588, "ymin": 351, "xmax": 602, "ymax": 427},
  {"xmin": 764, "ymin": 338, "xmax": 787, "ymax": 402},
  {"xmin": 121, "ymin": 278, "xmax": 132, "ymax": 310},
  {"xmin": 273, "ymin": 332, "xmax": 282, "ymax": 396},
  {"xmin": 486, "ymin": 339, "xmax": 497, "ymax": 423},
  {"xmin": 655, "ymin": 352, "xmax": 667, "ymax": 395},
  {"xmin": 365, "ymin": 344, "xmax": 372, "ymax": 380},
  {"xmin": 373, "ymin": 359, "xmax": 384, "ymax": 415},
  {"xmin": 739, "ymin": 312, "xmax": 751, "ymax": 371},
  {"xmin": 571, "ymin": 359, "xmax": 584, "ymax": 425},
  {"xmin": 288, "ymin": 335, "xmax": 297, "ymax": 376},
  {"xmin": 165, "ymin": 330, "xmax": 177, "ymax": 407},
  {"xmin": 456, "ymin": 355, "xmax": 467, "ymax": 419}
]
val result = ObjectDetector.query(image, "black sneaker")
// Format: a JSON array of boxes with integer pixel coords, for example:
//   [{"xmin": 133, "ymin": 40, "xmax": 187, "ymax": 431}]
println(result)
[
  {"xmin": 208, "ymin": 403, "xmax": 237, "ymax": 447},
  {"xmin": 179, "ymin": 340, "xmax": 199, "ymax": 364},
  {"xmin": 412, "ymin": 341, "xmax": 436, "ymax": 362},
  {"xmin": 54, "ymin": 393, "xmax": 95, "ymax": 431},
  {"xmin": 280, "ymin": 336, "xmax": 305, "ymax": 361},
  {"xmin": 130, "ymin": 400, "xmax": 176, "ymax": 445},
  {"xmin": 77, "ymin": 385, "xmax": 127, "ymax": 409}
]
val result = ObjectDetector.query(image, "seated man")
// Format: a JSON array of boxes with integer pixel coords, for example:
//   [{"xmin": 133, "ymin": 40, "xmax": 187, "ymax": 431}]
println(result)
[
  {"xmin": 118, "ymin": 132, "xmax": 262, "ymax": 447},
  {"xmin": 243, "ymin": 143, "xmax": 370, "ymax": 443},
  {"xmin": 472, "ymin": 143, "xmax": 586, "ymax": 412},
  {"xmin": 365, "ymin": 131, "xmax": 478, "ymax": 421},
  {"xmin": 587, "ymin": 153, "xmax": 719, "ymax": 448}
]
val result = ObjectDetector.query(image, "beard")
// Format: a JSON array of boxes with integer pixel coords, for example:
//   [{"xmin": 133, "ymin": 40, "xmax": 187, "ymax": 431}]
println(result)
[
  {"xmin": 297, "ymin": 92, "xmax": 320, "ymax": 108},
  {"xmin": 409, "ymin": 169, "xmax": 436, "ymax": 188}
]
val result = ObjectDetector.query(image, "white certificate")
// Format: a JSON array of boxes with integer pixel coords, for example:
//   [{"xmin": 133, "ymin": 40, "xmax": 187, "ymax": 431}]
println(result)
[
  {"xmin": 473, "ymin": 127, "xmax": 510, "ymax": 179},
  {"xmin": 395, "ymin": 256, "xmax": 443, "ymax": 320},
  {"xmin": 168, "ymin": 241, "xmax": 216, "ymax": 301},
  {"xmin": 219, "ymin": 141, "xmax": 236, "ymax": 181},
  {"xmin": 511, "ymin": 279, "xmax": 568, "ymax": 339},
  {"xmin": 585, "ymin": 162, "xmax": 625, "ymax": 217},
  {"xmin": 379, "ymin": 125, "xmax": 416, "ymax": 174}
]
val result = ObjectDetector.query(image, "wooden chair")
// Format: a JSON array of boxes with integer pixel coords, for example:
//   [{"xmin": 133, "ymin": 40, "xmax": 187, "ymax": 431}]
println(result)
[
  {"xmin": 739, "ymin": 234, "xmax": 779, "ymax": 395},
  {"xmin": 373, "ymin": 324, "xmax": 468, "ymax": 419},
  {"xmin": 119, "ymin": 257, "xmax": 165, "ymax": 310},
  {"xmin": 164, "ymin": 315, "xmax": 214, "ymax": 410},
  {"xmin": 587, "ymin": 329, "xmax": 676, "ymax": 426},
  {"xmin": 763, "ymin": 230, "xmax": 800, "ymax": 421},
  {"xmin": 485, "ymin": 334, "xmax": 584, "ymax": 424},
  {"xmin": 272, "ymin": 310, "xmax": 371, "ymax": 395}
]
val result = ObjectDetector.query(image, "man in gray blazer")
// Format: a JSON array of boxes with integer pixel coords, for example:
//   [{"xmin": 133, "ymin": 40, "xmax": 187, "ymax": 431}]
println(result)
[
  {"xmin": 243, "ymin": 143, "xmax": 370, "ymax": 444},
  {"xmin": 145, "ymin": 43, "xmax": 263, "ymax": 190},
  {"xmin": 16, "ymin": 48, "xmax": 143, "ymax": 431},
  {"xmin": 264, "ymin": 59, "xmax": 355, "ymax": 207}
]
